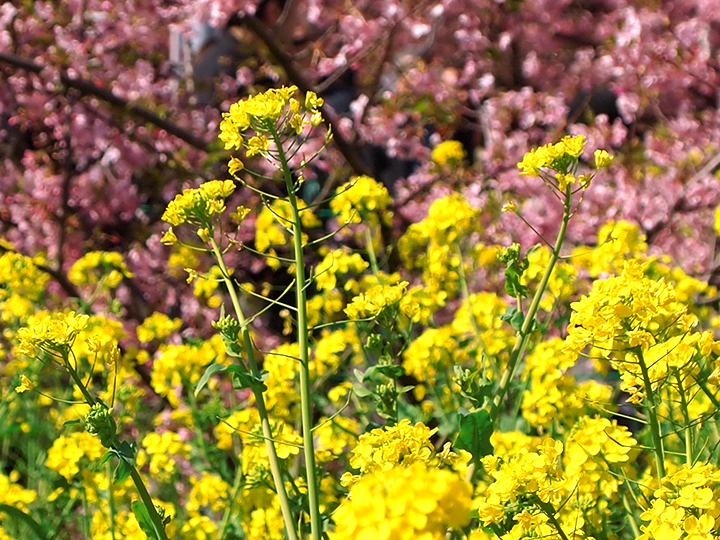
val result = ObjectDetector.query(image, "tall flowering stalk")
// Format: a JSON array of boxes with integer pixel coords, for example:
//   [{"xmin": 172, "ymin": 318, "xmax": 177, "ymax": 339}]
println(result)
[
  {"xmin": 162, "ymin": 86, "xmax": 328, "ymax": 540},
  {"xmin": 15, "ymin": 312, "xmax": 171, "ymax": 540},
  {"xmin": 492, "ymin": 137, "xmax": 613, "ymax": 422}
]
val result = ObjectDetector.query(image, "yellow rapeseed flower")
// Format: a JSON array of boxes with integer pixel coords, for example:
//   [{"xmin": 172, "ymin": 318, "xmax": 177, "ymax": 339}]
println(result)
[
  {"xmin": 431, "ymin": 140, "xmax": 466, "ymax": 166},
  {"xmin": 331, "ymin": 175, "xmax": 393, "ymax": 225},
  {"xmin": 218, "ymin": 85, "xmax": 324, "ymax": 152},
  {"xmin": 17, "ymin": 311, "xmax": 90, "ymax": 356},
  {"xmin": 161, "ymin": 179, "xmax": 235, "ymax": 227},
  {"xmin": 15, "ymin": 374, "xmax": 34, "ymax": 393},
  {"xmin": 331, "ymin": 462, "xmax": 472, "ymax": 540}
]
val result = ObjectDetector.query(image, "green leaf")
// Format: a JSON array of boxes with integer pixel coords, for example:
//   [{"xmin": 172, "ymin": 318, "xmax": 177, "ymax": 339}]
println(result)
[
  {"xmin": 195, "ymin": 363, "xmax": 229, "ymax": 397},
  {"xmin": 113, "ymin": 458, "xmax": 132, "ymax": 483},
  {"xmin": 454, "ymin": 409, "xmax": 494, "ymax": 462},
  {"xmin": 500, "ymin": 306, "xmax": 525, "ymax": 332},
  {"xmin": 62, "ymin": 419, "xmax": 82, "ymax": 427},
  {"xmin": 231, "ymin": 369, "xmax": 267, "ymax": 392},
  {"xmin": 101, "ymin": 449, "xmax": 117, "ymax": 465},
  {"xmin": 0, "ymin": 504, "xmax": 49, "ymax": 540},
  {"xmin": 372, "ymin": 364, "xmax": 405, "ymax": 379},
  {"xmin": 115, "ymin": 441, "xmax": 137, "ymax": 462},
  {"xmin": 132, "ymin": 500, "xmax": 159, "ymax": 540},
  {"xmin": 352, "ymin": 384, "xmax": 372, "ymax": 397}
]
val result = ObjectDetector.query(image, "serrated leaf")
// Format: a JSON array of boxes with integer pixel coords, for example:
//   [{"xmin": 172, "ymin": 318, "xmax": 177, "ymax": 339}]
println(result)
[
  {"xmin": 231, "ymin": 369, "xmax": 267, "ymax": 392},
  {"xmin": 195, "ymin": 363, "xmax": 229, "ymax": 397},
  {"xmin": 454, "ymin": 409, "xmax": 494, "ymax": 462},
  {"xmin": 500, "ymin": 306, "xmax": 525, "ymax": 332},
  {"xmin": 115, "ymin": 441, "xmax": 137, "ymax": 462},
  {"xmin": 132, "ymin": 500, "xmax": 159, "ymax": 540}
]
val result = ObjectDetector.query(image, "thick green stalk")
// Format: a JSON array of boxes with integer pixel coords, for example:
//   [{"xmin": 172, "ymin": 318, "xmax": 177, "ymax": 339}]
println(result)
[
  {"xmin": 490, "ymin": 187, "xmax": 572, "ymax": 422},
  {"xmin": 107, "ymin": 462, "xmax": 117, "ymax": 540},
  {"xmin": 128, "ymin": 467, "xmax": 170, "ymax": 540},
  {"xmin": 210, "ymin": 236, "xmax": 299, "ymax": 540},
  {"xmin": 63, "ymin": 351, "xmax": 96, "ymax": 406},
  {"xmin": 364, "ymin": 225, "xmax": 380, "ymax": 277},
  {"xmin": 271, "ymin": 125, "xmax": 322, "ymax": 540},
  {"xmin": 635, "ymin": 349, "xmax": 666, "ymax": 481},
  {"xmin": 674, "ymin": 372, "xmax": 693, "ymax": 466}
]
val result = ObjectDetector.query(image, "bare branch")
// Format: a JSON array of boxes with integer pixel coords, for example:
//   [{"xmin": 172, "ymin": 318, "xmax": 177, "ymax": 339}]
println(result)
[{"xmin": 0, "ymin": 51, "xmax": 211, "ymax": 151}]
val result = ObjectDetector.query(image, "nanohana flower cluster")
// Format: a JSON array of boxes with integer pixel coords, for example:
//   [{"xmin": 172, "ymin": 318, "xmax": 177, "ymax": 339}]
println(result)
[
  {"xmin": 516, "ymin": 134, "xmax": 613, "ymax": 190},
  {"xmin": 10, "ymin": 78, "xmax": 720, "ymax": 540},
  {"xmin": 218, "ymin": 85, "xmax": 324, "ymax": 153}
]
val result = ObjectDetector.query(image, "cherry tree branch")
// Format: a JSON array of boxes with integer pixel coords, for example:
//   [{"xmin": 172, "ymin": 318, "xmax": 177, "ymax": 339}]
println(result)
[
  {"xmin": 241, "ymin": 14, "xmax": 371, "ymax": 178},
  {"xmin": 0, "ymin": 51, "xmax": 211, "ymax": 151}
]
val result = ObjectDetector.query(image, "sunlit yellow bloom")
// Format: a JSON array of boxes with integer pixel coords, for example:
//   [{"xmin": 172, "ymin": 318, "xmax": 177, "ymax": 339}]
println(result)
[
  {"xmin": 246, "ymin": 135, "xmax": 269, "ymax": 157},
  {"xmin": 161, "ymin": 179, "xmax": 235, "ymax": 227},
  {"xmin": 160, "ymin": 227, "xmax": 177, "ymax": 245},
  {"xmin": 431, "ymin": 140, "xmax": 466, "ymax": 166},
  {"xmin": 517, "ymin": 135, "xmax": 588, "ymax": 177},
  {"xmin": 15, "ymin": 374, "xmax": 34, "ymax": 393},
  {"xmin": 331, "ymin": 462, "xmax": 472, "ymax": 540},
  {"xmin": 594, "ymin": 149, "xmax": 614, "ymax": 168},
  {"xmin": 17, "ymin": 311, "xmax": 90, "ymax": 356},
  {"xmin": 68, "ymin": 251, "xmax": 133, "ymax": 289},
  {"xmin": 228, "ymin": 157, "xmax": 244, "ymax": 175},
  {"xmin": 331, "ymin": 175, "xmax": 393, "ymax": 225}
]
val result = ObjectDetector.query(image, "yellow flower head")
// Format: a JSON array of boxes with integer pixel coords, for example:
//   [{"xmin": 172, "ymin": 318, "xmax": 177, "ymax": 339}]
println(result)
[
  {"xmin": 218, "ymin": 86, "xmax": 325, "ymax": 152},
  {"xmin": 331, "ymin": 462, "xmax": 472, "ymax": 540},
  {"xmin": 594, "ymin": 149, "xmax": 614, "ymax": 168},
  {"xmin": 431, "ymin": 140, "xmax": 466, "ymax": 167},
  {"xmin": 517, "ymin": 135, "xmax": 587, "ymax": 177},
  {"xmin": 161, "ymin": 179, "xmax": 236, "ymax": 227},
  {"xmin": 331, "ymin": 175, "xmax": 393, "ymax": 225},
  {"xmin": 68, "ymin": 251, "xmax": 133, "ymax": 290},
  {"xmin": 17, "ymin": 311, "xmax": 90, "ymax": 356},
  {"xmin": 15, "ymin": 374, "xmax": 34, "ymax": 393}
]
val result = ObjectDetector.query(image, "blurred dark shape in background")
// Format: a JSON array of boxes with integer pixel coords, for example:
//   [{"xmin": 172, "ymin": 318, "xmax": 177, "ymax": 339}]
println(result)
[{"xmin": 567, "ymin": 87, "xmax": 622, "ymax": 124}]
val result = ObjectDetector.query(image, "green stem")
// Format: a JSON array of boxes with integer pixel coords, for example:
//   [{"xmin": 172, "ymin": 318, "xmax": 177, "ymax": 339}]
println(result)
[
  {"xmin": 635, "ymin": 349, "xmax": 666, "ymax": 482},
  {"xmin": 454, "ymin": 243, "xmax": 496, "ymax": 377},
  {"xmin": 364, "ymin": 225, "xmax": 380, "ymax": 277},
  {"xmin": 128, "ymin": 466, "xmax": 170, "ymax": 540},
  {"xmin": 621, "ymin": 490, "xmax": 641, "ymax": 538},
  {"xmin": 107, "ymin": 462, "xmax": 117, "ymax": 540},
  {"xmin": 217, "ymin": 463, "xmax": 244, "ymax": 540},
  {"xmin": 81, "ymin": 485, "xmax": 91, "ymax": 540},
  {"xmin": 695, "ymin": 375, "xmax": 720, "ymax": 409},
  {"xmin": 490, "ymin": 187, "xmax": 572, "ymax": 422},
  {"xmin": 210, "ymin": 236, "xmax": 299, "ymax": 540},
  {"xmin": 63, "ymin": 351, "xmax": 96, "ymax": 406},
  {"xmin": 272, "ymin": 124, "xmax": 321, "ymax": 540},
  {"xmin": 64, "ymin": 351, "xmax": 170, "ymax": 539},
  {"xmin": 673, "ymin": 372, "xmax": 693, "ymax": 466},
  {"xmin": 536, "ymin": 500, "xmax": 570, "ymax": 540},
  {"xmin": 187, "ymin": 387, "xmax": 229, "ymax": 479}
]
